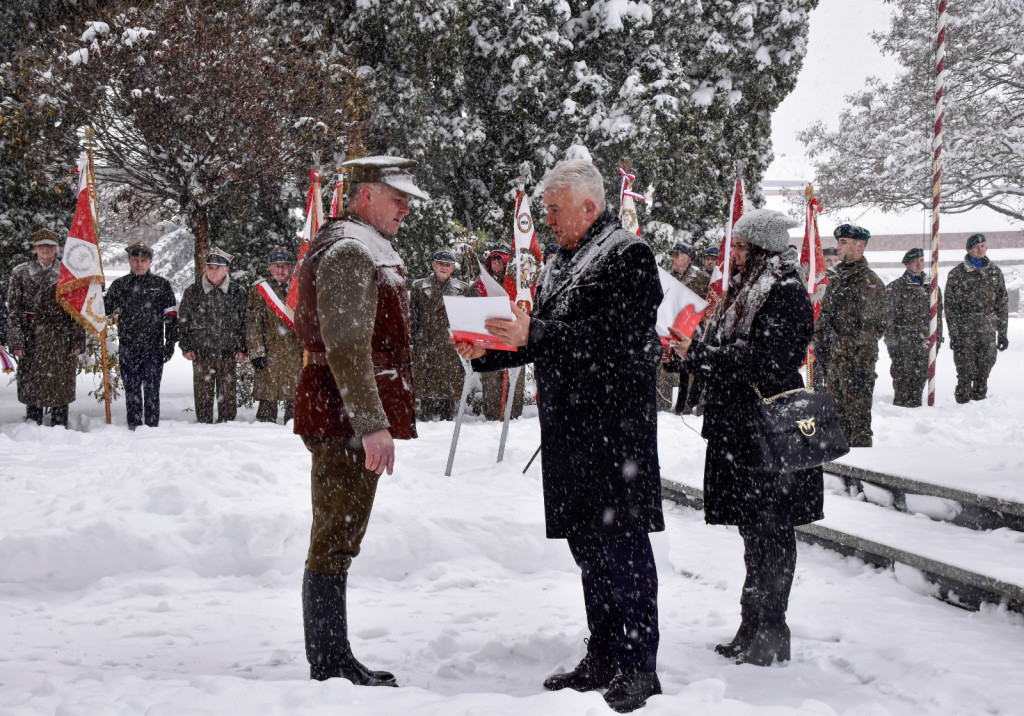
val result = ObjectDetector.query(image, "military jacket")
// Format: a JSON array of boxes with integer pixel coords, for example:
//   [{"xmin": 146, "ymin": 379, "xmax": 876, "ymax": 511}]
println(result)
[
  {"xmin": 945, "ymin": 256, "xmax": 1008, "ymax": 342},
  {"xmin": 246, "ymin": 278, "xmax": 303, "ymax": 402},
  {"xmin": 813, "ymin": 257, "xmax": 886, "ymax": 365},
  {"xmin": 410, "ymin": 274, "xmax": 479, "ymax": 400},
  {"xmin": 885, "ymin": 271, "xmax": 943, "ymax": 348},
  {"xmin": 178, "ymin": 276, "xmax": 247, "ymax": 358},
  {"xmin": 105, "ymin": 271, "xmax": 178, "ymax": 351}
]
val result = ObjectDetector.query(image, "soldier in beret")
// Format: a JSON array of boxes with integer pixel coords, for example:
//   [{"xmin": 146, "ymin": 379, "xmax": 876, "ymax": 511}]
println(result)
[
  {"xmin": 813, "ymin": 224, "xmax": 886, "ymax": 446},
  {"xmin": 246, "ymin": 247, "xmax": 302, "ymax": 423},
  {"xmin": 292, "ymin": 155, "xmax": 429, "ymax": 687},
  {"xmin": 945, "ymin": 233, "xmax": 1008, "ymax": 403},
  {"xmin": 884, "ymin": 248, "xmax": 943, "ymax": 407},
  {"xmin": 410, "ymin": 248, "xmax": 480, "ymax": 421},
  {"xmin": 177, "ymin": 247, "xmax": 248, "ymax": 423},
  {"xmin": 6, "ymin": 229, "xmax": 86, "ymax": 426},
  {"xmin": 104, "ymin": 242, "xmax": 178, "ymax": 428}
]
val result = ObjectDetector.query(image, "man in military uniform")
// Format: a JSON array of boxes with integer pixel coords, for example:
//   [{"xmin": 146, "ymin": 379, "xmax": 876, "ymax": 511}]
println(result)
[
  {"xmin": 410, "ymin": 248, "xmax": 479, "ymax": 421},
  {"xmin": 945, "ymin": 233, "xmax": 1009, "ymax": 403},
  {"xmin": 475, "ymin": 243, "xmax": 526, "ymax": 421},
  {"xmin": 105, "ymin": 242, "xmax": 178, "ymax": 429},
  {"xmin": 813, "ymin": 224, "xmax": 886, "ymax": 447},
  {"xmin": 6, "ymin": 229, "xmax": 86, "ymax": 427},
  {"xmin": 247, "ymin": 247, "xmax": 303, "ymax": 423},
  {"xmin": 702, "ymin": 245, "xmax": 719, "ymax": 277},
  {"xmin": 884, "ymin": 248, "xmax": 943, "ymax": 407},
  {"xmin": 178, "ymin": 247, "xmax": 248, "ymax": 423},
  {"xmin": 292, "ymin": 156, "xmax": 428, "ymax": 688},
  {"xmin": 823, "ymin": 246, "xmax": 840, "ymax": 271}
]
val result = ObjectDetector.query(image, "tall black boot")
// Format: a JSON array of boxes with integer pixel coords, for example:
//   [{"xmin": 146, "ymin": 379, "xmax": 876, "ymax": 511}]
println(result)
[
  {"xmin": 50, "ymin": 405, "xmax": 69, "ymax": 428},
  {"xmin": 302, "ymin": 569, "xmax": 398, "ymax": 686},
  {"xmin": 714, "ymin": 596, "xmax": 759, "ymax": 658},
  {"xmin": 735, "ymin": 621, "xmax": 790, "ymax": 666},
  {"xmin": 26, "ymin": 406, "xmax": 44, "ymax": 424}
]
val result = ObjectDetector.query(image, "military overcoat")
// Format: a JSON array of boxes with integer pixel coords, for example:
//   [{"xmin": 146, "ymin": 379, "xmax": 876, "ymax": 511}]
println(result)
[
  {"xmin": 246, "ymin": 279, "xmax": 303, "ymax": 401},
  {"xmin": 410, "ymin": 274, "xmax": 479, "ymax": 401}
]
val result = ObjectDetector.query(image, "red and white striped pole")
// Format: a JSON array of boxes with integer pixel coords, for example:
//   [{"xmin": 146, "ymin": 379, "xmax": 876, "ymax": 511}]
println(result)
[{"xmin": 927, "ymin": 0, "xmax": 947, "ymax": 407}]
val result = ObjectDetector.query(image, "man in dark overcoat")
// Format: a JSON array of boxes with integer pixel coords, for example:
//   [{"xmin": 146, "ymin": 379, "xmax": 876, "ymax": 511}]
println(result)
[
  {"xmin": 410, "ymin": 249, "xmax": 479, "ymax": 421},
  {"xmin": 105, "ymin": 242, "xmax": 178, "ymax": 428},
  {"xmin": 177, "ymin": 247, "xmax": 248, "ymax": 423},
  {"xmin": 457, "ymin": 160, "xmax": 665, "ymax": 714},
  {"xmin": 6, "ymin": 229, "xmax": 86, "ymax": 426}
]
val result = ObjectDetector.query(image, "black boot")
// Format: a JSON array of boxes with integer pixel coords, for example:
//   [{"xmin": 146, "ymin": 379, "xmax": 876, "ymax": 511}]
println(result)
[
  {"xmin": 714, "ymin": 603, "xmax": 759, "ymax": 658},
  {"xmin": 603, "ymin": 670, "xmax": 662, "ymax": 713},
  {"xmin": 50, "ymin": 405, "xmax": 69, "ymax": 428},
  {"xmin": 543, "ymin": 644, "xmax": 617, "ymax": 692},
  {"xmin": 26, "ymin": 406, "xmax": 43, "ymax": 425},
  {"xmin": 735, "ymin": 621, "xmax": 790, "ymax": 667},
  {"xmin": 302, "ymin": 569, "xmax": 397, "ymax": 686}
]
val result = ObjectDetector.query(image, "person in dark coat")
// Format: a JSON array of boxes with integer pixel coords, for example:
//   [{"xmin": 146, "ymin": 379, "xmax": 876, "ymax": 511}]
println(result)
[
  {"xmin": 457, "ymin": 160, "xmax": 665, "ymax": 714},
  {"xmin": 670, "ymin": 209, "xmax": 824, "ymax": 668},
  {"xmin": 177, "ymin": 247, "xmax": 248, "ymax": 423},
  {"xmin": 105, "ymin": 242, "xmax": 178, "ymax": 428}
]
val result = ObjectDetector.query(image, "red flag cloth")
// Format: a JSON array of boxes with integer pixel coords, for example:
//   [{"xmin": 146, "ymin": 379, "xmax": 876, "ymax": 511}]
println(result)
[
  {"xmin": 800, "ymin": 196, "xmax": 828, "ymax": 321},
  {"xmin": 287, "ymin": 170, "xmax": 323, "ymax": 312},
  {"xmin": 512, "ymin": 188, "xmax": 543, "ymax": 311},
  {"xmin": 56, "ymin": 153, "xmax": 107, "ymax": 340},
  {"xmin": 330, "ymin": 177, "xmax": 344, "ymax": 218},
  {"xmin": 705, "ymin": 178, "xmax": 745, "ymax": 314}
]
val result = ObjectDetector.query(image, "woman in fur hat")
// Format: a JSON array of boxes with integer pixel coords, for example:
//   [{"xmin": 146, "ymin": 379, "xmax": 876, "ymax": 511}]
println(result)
[{"xmin": 668, "ymin": 209, "xmax": 824, "ymax": 667}]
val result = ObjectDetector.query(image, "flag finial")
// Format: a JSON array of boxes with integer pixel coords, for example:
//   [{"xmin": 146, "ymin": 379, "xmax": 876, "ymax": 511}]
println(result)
[{"xmin": 805, "ymin": 182, "xmax": 815, "ymax": 200}]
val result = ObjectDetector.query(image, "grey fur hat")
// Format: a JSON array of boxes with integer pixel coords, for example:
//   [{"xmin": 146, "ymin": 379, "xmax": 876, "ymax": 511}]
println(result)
[{"xmin": 732, "ymin": 209, "xmax": 800, "ymax": 254}]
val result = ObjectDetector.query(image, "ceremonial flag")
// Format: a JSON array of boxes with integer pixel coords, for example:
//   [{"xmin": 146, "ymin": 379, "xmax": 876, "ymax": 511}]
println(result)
[
  {"xmin": 0, "ymin": 348, "xmax": 15, "ymax": 373},
  {"xmin": 329, "ymin": 173, "xmax": 345, "ymax": 218},
  {"xmin": 705, "ymin": 178, "xmax": 745, "ymax": 313},
  {"xmin": 618, "ymin": 165, "xmax": 645, "ymax": 237},
  {"xmin": 254, "ymin": 279, "xmax": 294, "ymax": 332},
  {"xmin": 800, "ymin": 189, "xmax": 828, "ymax": 321},
  {"xmin": 287, "ymin": 169, "xmax": 324, "ymax": 312},
  {"xmin": 512, "ymin": 188, "xmax": 543, "ymax": 312},
  {"xmin": 656, "ymin": 268, "xmax": 708, "ymax": 349},
  {"xmin": 56, "ymin": 152, "xmax": 106, "ymax": 339}
]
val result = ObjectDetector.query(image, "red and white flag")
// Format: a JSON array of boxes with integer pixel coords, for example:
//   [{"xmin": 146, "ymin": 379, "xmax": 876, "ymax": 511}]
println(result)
[
  {"xmin": 255, "ymin": 279, "xmax": 295, "ymax": 332},
  {"xmin": 800, "ymin": 193, "xmax": 828, "ymax": 320},
  {"xmin": 287, "ymin": 169, "xmax": 324, "ymax": 312},
  {"xmin": 512, "ymin": 188, "xmax": 543, "ymax": 312},
  {"xmin": 656, "ymin": 268, "xmax": 709, "ymax": 349},
  {"xmin": 56, "ymin": 152, "xmax": 106, "ymax": 340},
  {"xmin": 618, "ymin": 166, "xmax": 645, "ymax": 237},
  {"xmin": 705, "ymin": 178, "xmax": 745, "ymax": 314},
  {"xmin": 329, "ymin": 174, "xmax": 345, "ymax": 218}
]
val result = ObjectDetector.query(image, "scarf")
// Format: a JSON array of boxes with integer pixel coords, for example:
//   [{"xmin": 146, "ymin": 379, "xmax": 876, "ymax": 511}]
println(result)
[{"xmin": 712, "ymin": 246, "xmax": 800, "ymax": 343}]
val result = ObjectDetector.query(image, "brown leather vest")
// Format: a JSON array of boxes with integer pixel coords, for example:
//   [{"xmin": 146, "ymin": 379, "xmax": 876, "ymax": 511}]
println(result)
[{"xmin": 293, "ymin": 217, "xmax": 417, "ymax": 440}]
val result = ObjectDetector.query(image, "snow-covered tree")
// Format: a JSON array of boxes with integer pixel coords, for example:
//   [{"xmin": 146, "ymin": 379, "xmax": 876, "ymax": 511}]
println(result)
[
  {"xmin": 27, "ymin": 0, "xmax": 367, "ymax": 280},
  {"xmin": 799, "ymin": 0, "xmax": 1024, "ymax": 224}
]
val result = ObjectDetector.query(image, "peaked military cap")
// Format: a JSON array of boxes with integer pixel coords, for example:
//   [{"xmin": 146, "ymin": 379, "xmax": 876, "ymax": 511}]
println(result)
[
  {"xmin": 30, "ymin": 228, "xmax": 60, "ymax": 246},
  {"xmin": 966, "ymin": 233, "xmax": 986, "ymax": 250},
  {"xmin": 486, "ymin": 243, "xmax": 511, "ymax": 258},
  {"xmin": 669, "ymin": 242, "xmax": 696, "ymax": 260},
  {"xmin": 431, "ymin": 249, "xmax": 457, "ymax": 264},
  {"xmin": 205, "ymin": 246, "xmax": 233, "ymax": 266},
  {"xmin": 268, "ymin": 246, "xmax": 295, "ymax": 264},
  {"xmin": 833, "ymin": 223, "xmax": 871, "ymax": 241},
  {"xmin": 703, "ymin": 246, "xmax": 719, "ymax": 256},
  {"xmin": 342, "ymin": 155, "xmax": 430, "ymax": 201},
  {"xmin": 901, "ymin": 247, "xmax": 924, "ymax": 264},
  {"xmin": 126, "ymin": 242, "xmax": 154, "ymax": 258}
]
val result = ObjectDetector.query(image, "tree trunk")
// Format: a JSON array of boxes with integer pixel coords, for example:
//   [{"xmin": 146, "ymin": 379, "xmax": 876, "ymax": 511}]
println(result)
[{"xmin": 188, "ymin": 205, "xmax": 210, "ymax": 283}]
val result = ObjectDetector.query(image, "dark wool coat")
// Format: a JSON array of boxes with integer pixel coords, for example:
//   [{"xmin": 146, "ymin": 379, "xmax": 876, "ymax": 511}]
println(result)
[
  {"xmin": 474, "ymin": 212, "xmax": 665, "ymax": 539},
  {"xmin": 411, "ymin": 274, "xmax": 479, "ymax": 400},
  {"xmin": 684, "ymin": 271, "xmax": 824, "ymax": 527},
  {"xmin": 178, "ymin": 277, "xmax": 247, "ymax": 358},
  {"xmin": 104, "ymin": 271, "xmax": 178, "ymax": 351}
]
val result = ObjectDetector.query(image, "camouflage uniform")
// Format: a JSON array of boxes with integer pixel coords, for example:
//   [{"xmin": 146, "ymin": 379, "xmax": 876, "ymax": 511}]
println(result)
[
  {"xmin": 884, "ymin": 271, "xmax": 943, "ymax": 407},
  {"xmin": 945, "ymin": 255, "xmax": 1008, "ymax": 403},
  {"xmin": 813, "ymin": 257, "xmax": 886, "ymax": 447}
]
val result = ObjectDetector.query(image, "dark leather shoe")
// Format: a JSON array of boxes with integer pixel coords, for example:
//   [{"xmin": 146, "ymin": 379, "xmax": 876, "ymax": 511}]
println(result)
[
  {"xmin": 543, "ymin": 651, "xmax": 616, "ymax": 692},
  {"xmin": 735, "ymin": 621, "xmax": 791, "ymax": 667},
  {"xmin": 603, "ymin": 670, "xmax": 662, "ymax": 713},
  {"xmin": 715, "ymin": 615, "xmax": 759, "ymax": 658},
  {"xmin": 311, "ymin": 653, "xmax": 398, "ymax": 687}
]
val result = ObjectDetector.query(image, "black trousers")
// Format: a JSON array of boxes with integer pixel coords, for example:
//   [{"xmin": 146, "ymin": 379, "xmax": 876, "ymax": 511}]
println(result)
[
  {"xmin": 121, "ymin": 348, "xmax": 165, "ymax": 427},
  {"xmin": 738, "ymin": 523, "xmax": 797, "ymax": 624},
  {"xmin": 566, "ymin": 531, "xmax": 659, "ymax": 672}
]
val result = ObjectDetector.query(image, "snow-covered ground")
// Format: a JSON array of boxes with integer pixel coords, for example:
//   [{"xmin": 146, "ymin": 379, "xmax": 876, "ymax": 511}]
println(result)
[{"xmin": 2, "ymin": 314, "xmax": 1023, "ymax": 715}]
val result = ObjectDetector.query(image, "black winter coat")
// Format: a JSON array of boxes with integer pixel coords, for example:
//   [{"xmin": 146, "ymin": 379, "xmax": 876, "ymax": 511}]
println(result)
[
  {"xmin": 684, "ymin": 270, "xmax": 824, "ymax": 527},
  {"xmin": 474, "ymin": 212, "xmax": 665, "ymax": 539},
  {"xmin": 105, "ymin": 271, "xmax": 178, "ymax": 351},
  {"xmin": 178, "ymin": 277, "xmax": 247, "ymax": 358}
]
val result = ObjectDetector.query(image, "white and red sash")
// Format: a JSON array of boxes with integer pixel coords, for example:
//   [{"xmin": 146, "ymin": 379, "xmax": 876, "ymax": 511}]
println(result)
[{"xmin": 255, "ymin": 280, "xmax": 295, "ymax": 332}]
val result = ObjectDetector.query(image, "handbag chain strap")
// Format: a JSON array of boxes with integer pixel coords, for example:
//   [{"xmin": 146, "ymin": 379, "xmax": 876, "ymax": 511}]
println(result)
[{"xmin": 750, "ymin": 383, "xmax": 816, "ymax": 405}]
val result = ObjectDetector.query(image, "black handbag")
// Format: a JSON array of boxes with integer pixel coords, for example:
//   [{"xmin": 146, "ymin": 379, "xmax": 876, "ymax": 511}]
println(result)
[{"xmin": 750, "ymin": 384, "xmax": 850, "ymax": 472}]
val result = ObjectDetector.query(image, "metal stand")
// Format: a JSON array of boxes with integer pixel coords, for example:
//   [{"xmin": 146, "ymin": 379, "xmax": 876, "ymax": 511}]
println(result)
[
  {"xmin": 445, "ymin": 358, "xmax": 475, "ymax": 477},
  {"xmin": 496, "ymin": 365, "xmax": 522, "ymax": 463}
]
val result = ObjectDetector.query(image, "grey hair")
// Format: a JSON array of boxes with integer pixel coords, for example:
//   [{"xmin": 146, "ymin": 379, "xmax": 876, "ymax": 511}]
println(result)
[{"xmin": 544, "ymin": 160, "xmax": 606, "ymax": 212}]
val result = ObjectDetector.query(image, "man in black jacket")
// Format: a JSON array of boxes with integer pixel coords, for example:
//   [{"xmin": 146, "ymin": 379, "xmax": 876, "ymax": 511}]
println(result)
[
  {"xmin": 105, "ymin": 243, "xmax": 178, "ymax": 428},
  {"xmin": 178, "ymin": 247, "xmax": 247, "ymax": 423},
  {"xmin": 456, "ymin": 160, "xmax": 665, "ymax": 714}
]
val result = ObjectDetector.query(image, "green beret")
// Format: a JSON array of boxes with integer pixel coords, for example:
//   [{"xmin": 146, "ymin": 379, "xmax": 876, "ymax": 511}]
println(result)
[
  {"xmin": 901, "ymin": 248, "xmax": 924, "ymax": 264},
  {"xmin": 833, "ymin": 224, "xmax": 871, "ymax": 241},
  {"xmin": 966, "ymin": 233, "xmax": 986, "ymax": 250}
]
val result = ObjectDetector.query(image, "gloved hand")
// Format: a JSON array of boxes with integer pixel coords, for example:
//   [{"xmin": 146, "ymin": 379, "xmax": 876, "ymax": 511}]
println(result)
[
  {"xmin": 163, "ymin": 344, "xmax": 175, "ymax": 363},
  {"xmin": 251, "ymin": 356, "xmax": 267, "ymax": 371},
  {"xmin": 997, "ymin": 335, "xmax": 1009, "ymax": 351}
]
